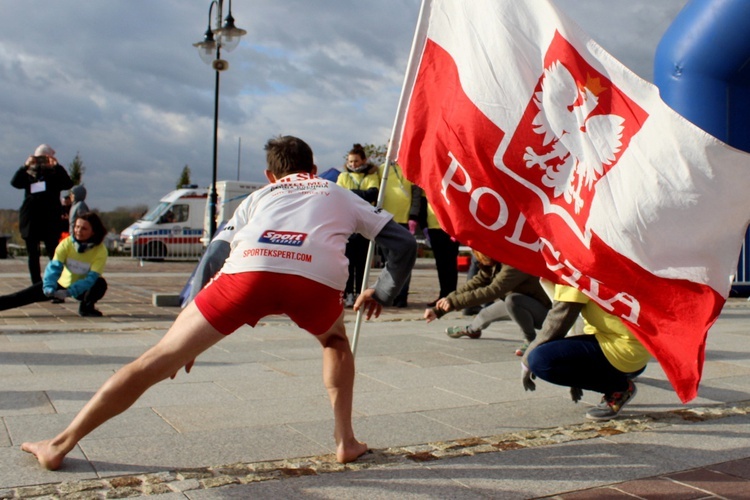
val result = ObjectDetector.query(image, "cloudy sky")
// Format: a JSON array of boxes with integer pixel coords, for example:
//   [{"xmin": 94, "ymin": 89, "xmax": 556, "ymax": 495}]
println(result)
[{"xmin": 0, "ymin": 0, "xmax": 688, "ymax": 212}]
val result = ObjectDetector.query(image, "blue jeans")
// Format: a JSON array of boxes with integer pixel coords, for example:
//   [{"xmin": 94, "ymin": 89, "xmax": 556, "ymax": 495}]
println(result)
[{"xmin": 527, "ymin": 335, "xmax": 635, "ymax": 395}]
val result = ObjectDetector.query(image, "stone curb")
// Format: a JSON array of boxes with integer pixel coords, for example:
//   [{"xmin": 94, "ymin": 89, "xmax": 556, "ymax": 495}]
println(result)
[{"xmin": 7, "ymin": 400, "xmax": 750, "ymax": 499}]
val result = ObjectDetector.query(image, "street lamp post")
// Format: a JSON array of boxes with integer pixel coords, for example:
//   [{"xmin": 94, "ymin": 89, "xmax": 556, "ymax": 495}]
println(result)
[{"xmin": 193, "ymin": 0, "xmax": 246, "ymax": 240}]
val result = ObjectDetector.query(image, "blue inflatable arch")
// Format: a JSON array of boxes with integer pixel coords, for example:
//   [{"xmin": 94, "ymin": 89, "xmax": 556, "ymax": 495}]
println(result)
[
  {"xmin": 655, "ymin": 0, "xmax": 750, "ymax": 150},
  {"xmin": 654, "ymin": 0, "xmax": 750, "ymax": 292}
]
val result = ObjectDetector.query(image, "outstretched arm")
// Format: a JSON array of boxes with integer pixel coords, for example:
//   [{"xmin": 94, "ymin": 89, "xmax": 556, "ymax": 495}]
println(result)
[
  {"xmin": 369, "ymin": 219, "xmax": 417, "ymax": 306},
  {"xmin": 181, "ymin": 240, "xmax": 230, "ymax": 306},
  {"xmin": 181, "ymin": 198, "xmax": 250, "ymax": 307},
  {"xmin": 42, "ymin": 260, "xmax": 65, "ymax": 297}
]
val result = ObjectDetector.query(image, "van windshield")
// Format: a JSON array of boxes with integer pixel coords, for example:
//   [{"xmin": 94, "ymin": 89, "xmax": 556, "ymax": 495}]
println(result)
[{"xmin": 141, "ymin": 202, "xmax": 169, "ymax": 222}]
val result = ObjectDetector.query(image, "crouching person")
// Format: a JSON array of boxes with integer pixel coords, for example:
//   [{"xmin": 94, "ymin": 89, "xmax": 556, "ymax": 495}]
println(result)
[
  {"xmin": 522, "ymin": 284, "xmax": 650, "ymax": 421},
  {"xmin": 0, "ymin": 212, "xmax": 107, "ymax": 317}
]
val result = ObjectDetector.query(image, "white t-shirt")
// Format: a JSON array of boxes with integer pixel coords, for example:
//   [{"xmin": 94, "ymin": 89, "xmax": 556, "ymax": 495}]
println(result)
[{"xmin": 217, "ymin": 172, "xmax": 393, "ymax": 290}]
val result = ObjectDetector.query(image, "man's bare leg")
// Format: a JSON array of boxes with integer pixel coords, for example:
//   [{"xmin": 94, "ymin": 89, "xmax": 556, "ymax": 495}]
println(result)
[
  {"xmin": 315, "ymin": 312, "xmax": 367, "ymax": 463},
  {"xmin": 21, "ymin": 302, "xmax": 225, "ymax": 470}
]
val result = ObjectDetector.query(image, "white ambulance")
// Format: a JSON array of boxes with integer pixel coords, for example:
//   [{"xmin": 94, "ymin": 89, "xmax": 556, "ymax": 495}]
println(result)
[{"xmin": 120, "ymin": 186, "xmax": 208, "ymax": 259}]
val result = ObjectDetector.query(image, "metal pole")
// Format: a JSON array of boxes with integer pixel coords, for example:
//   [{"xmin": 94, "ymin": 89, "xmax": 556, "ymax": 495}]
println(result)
[
  {"xmin": 209, "ymin": 44, "xmax": 221, "ymax": 240},
  {"xmin": 237, "ymin": 137, "xmax": 241, "ymax": 180},
  {"xmin": 350, "ymin": 0, "xmax": 430, "ymax": 356}
]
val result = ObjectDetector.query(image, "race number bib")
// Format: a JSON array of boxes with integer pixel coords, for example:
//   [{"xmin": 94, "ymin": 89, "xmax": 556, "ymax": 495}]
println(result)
[{"xmin": 65, "ymin": 258, "xmax": 91, "ymax": 275}]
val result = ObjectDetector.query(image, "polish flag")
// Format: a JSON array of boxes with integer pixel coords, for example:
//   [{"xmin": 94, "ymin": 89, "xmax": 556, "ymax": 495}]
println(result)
[{"xmin": 393, "ymin": 0, "xmax": 750, "ymax": 402}]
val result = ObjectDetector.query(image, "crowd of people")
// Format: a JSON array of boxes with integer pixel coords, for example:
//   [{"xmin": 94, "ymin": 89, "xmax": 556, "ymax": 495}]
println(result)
[{"xmin": 9, "ymin": 137, "xmax": 650, "ymax": 472}]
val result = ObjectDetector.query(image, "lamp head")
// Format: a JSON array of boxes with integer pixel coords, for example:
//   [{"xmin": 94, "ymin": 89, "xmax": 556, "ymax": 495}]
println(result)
[
  {"xmin": 193, "ymin": 28, "xmax": 218, "ymax": 65},
  {"xmin": 215, "ymin": 12, "xmax": 246, "ymax": 52}
]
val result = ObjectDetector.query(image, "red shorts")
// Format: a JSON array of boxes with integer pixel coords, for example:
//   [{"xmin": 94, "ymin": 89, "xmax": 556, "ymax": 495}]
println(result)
[{"xmin": 194, "ymin": 271, "xmax": 343, "ymax": 336}]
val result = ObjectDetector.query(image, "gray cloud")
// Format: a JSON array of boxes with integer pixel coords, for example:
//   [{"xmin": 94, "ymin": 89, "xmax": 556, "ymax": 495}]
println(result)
[{"xmin": 0, "ymin": 0, "xmax": 687, "ymax": 213}]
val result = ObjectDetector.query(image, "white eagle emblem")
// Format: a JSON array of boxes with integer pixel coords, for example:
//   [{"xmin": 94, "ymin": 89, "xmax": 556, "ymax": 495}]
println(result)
[{"xmin": 523, "ymin": 61, "xmax": 625, "ymax": 213}]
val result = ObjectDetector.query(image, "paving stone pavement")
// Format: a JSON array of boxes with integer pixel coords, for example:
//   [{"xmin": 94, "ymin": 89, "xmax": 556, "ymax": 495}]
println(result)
[{"xmin": 1, "ymin": 256, "xmax": 750, "ymax": 499}]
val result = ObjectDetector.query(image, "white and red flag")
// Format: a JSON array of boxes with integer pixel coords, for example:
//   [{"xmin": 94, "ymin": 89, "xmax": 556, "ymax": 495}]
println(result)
[{"xmin": 393, "ymin": 0, "xmax": 750, "ymax": 402}]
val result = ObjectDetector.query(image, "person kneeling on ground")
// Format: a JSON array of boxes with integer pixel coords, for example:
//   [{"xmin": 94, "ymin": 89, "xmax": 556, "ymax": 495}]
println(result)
[
  {"xmin": 0, "ymin": 212, "xmax": 108, "ymax": 317},
  {"xmin": 423, "ymin": 250, "xmax": 551, "ymax": 356},
  {"xmin": 21, "ymin": 135, "xmax": 417, "ymax": 471},
  {"xmin": 522, "ymin": 284, "xmax": 650, "ymax": 421}
]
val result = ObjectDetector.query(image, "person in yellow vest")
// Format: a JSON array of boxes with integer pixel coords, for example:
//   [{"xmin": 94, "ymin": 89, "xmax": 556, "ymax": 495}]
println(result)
[
  {"xmin": 337, "ymin": 144, "xmax": 380, "ymax": 307},
  {"xmin": 0, "ymin": 212, "xmax": 108, "ymax": 316},
  {"xmin": 379, "ymin": 161, "xmax": 421, "ymax": 307},
  {"xmin": 522, "ymin": 284, "xmax": 650, "ymax": 421}
]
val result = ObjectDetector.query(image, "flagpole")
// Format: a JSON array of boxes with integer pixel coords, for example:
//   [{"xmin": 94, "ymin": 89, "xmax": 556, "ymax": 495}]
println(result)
[{"xmin": 351, "ymin": 0, "xmax": 431, "ymax": 356}]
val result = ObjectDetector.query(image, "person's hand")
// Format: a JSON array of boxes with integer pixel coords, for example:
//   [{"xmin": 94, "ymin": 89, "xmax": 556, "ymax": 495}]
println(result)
[
  {"xmin": 435, "ymin": 298, "xmax": 451, "ymax": 312},
  {"xmin": 408, "ymin": 220, "xmax": 418, "ymax": 235},
  {"xmin": 170, "ymin": 359, "xmax": 195, "ymax": 379},
  {"xmin": 25, "ymin": 159, "xmax": 39, "ymax": 176},
  {"xmin": 423, "ymin": 308, "xmax": 438, "ymax": 323},
  {"xmin": 52, "ymin": 289, "xmax": 69, "ymax": 301},
  {"xmin": 353, "ymin": 288, "xmax": 382, "ymax": 320},
  {"xmin": 522, "ymin": 362, "xmax": 536, "ymax": 391}
]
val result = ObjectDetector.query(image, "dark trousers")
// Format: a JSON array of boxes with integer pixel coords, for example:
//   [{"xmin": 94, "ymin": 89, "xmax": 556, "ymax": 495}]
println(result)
[
  {"xmin": 527, "ymin": 335, "xmax": 634, "ymax": 396},
  {"xmin": 79, "ymin": 277, "xmax": 108, "ymax": 310},
  {"xmin": 0, "ymin": 277, "xmax": 107, "ymax": 312},
  {"xmin": 427, "ymin": 228, "xmax": 459, "ymax": 299},
  {"xmin": 344, "ymin": 234, "xmax": 369, "ymax": 295},
  {"xmin": 24, "ymin": 233, "xmax": 60, "ymax": 284}
]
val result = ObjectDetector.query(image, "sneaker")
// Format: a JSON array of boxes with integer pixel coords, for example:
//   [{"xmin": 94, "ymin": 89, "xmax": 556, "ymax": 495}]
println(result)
[
  {"xmin": 344, "ymin": 293, "xmax": 355, "ymax": 308},
  {"xmin": 586, "ymin": 380, "xmax": 637, "ymax": 421},
  {"xmin": 51, "ymin": 297, "xmax": 65, "ymax": 304},
  {"xmin": 514, "ymin": 341, "xmax": 530, "ymax": 357},
  {"xmin": 445, "ymin": 325, "xmax": 481, "ymax": 339}
]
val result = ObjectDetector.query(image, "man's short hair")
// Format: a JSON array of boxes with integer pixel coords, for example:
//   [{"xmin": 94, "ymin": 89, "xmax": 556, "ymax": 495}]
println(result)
[{"xmin": 264, "ymin": 135, "xmax": 314, "ymax": 177}]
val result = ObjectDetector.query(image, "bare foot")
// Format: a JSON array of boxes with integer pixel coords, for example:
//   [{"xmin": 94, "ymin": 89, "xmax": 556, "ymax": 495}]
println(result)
[
  {"xmin": 21, "ymin": 440, "xmax": 66, "ymax": 470},
  {"xmin": 336, "ymin": 439, "xmax": 368, "ymax": 464}
]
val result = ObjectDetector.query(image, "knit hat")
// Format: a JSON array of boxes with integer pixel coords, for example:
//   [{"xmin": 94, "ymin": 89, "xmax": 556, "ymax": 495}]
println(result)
[
  {"xmin": 71, "ymin": 185, "xmax": 87, "ymax": 201},
  {"xmin": 34, "ymin": 144, "xmax": 56, "ymax": 157}
]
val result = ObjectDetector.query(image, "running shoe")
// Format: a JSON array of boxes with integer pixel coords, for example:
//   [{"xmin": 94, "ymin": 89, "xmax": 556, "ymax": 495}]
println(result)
[
  {"xmin": 445, "ymin": 325, "xmax": 481, "ymax": 339},
  {"xmin": 586, "ymin": 380, "xmax": 637, "ymax": 421}
]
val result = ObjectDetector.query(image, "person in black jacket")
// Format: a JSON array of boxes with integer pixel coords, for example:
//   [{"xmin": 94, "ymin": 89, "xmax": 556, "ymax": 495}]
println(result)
[{"xmin": 11, "ymin": 144, "xmax": 73, "ymax": 284}]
